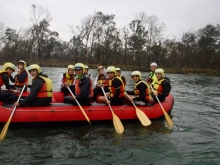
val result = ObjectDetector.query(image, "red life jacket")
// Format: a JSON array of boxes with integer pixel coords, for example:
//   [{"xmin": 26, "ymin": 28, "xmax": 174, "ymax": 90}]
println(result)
[
  {"xmin": 75, "ymin": 76, "xmax": 93, "ymax": 98},
  {"xmin": 0, "ymin": 71, "xmax": 8, "ymax": 87}
]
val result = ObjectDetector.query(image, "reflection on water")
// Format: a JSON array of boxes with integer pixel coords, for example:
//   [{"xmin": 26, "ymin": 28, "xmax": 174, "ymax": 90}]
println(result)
[{"xmin": 0, "ymin": 66, "xmax": 220, "ymax": 164}]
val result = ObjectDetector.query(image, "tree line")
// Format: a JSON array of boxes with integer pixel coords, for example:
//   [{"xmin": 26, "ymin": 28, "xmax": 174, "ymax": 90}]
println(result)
[{"xmin": 0, "ymin": 5, "xmax": 220, "ymax": 71}]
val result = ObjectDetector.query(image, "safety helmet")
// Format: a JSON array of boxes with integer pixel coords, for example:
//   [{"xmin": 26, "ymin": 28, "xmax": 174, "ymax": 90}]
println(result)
[
  {"xmin": 106, "ymin": 66, "xmax": 116, "ymax": 75},
  {"xmin": 74, "ymin": 63, "xmax": 85, "ymax": 73},
  {"xmin": 131, "ymin": 71, "xmax": 142, "ymax": 80},
  {"xmin": 116, "ymin": 68, "xmax": 121, "ymax": 71},
  {"xmin": 2, "ymin": 62, "xmax": 16, "ymax": 71},
  {"xmin": 155, "ymin": 68, "xmax": 164, "ymax": 77},
  {"xmin": 150, "ymin": 62, "xmax": 157, "ymax": 67},
  {"xmin": 67, "ymin": 65, "xmax": 74, "ymax": 70},
  {"xmin": 84, "ymin": 65, "xmax": 89, "ymax": 69},
  {"xmin": 18, "ymin": 60, "xmax": 26, "ymax": 69},
  {"xmin": 28, "ymin": 64, "xmax": 41, "ymax": 73}
]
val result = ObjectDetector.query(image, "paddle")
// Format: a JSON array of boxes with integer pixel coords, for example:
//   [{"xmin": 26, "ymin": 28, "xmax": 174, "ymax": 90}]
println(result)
[
  {"xmin": 124, "ymin": 92, "xmax": 151, "ymax": 126},
  {"xmin": 101, "ymin": 87, "xmax": 124, "ymax": 134},
  {"xmin": 149, "ymin": 85, "xmax": 173, "ymax": 129},
  {"xmin": 67, "ymin": 87, "xmax": 91, "ymax": 125},
  {"xmin": 0, "ymin": 85, "xmax": 26, "ymax": 140}
]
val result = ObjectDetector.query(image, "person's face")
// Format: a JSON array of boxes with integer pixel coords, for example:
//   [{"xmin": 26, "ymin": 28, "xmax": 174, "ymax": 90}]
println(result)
[
  {"xmin": 155, "ymin": 72, "xmax": 162, "ymax": 80},
  {"xmin": 85, "ymin": 68, "xmax": 89, "ymax": 74},
  {"xmin": 68, "ymin": 69, "xmax": 74, "ymax": 75},
  {"xmin": 151, "ymin": 66, "xmax": 156, "ymax": 71},
  {"xmin": 6, "ymin": 68, "xmax": 14, "ymax": 75},
  {"xmin": 75, "ymin": 69, "xmax": 83, "ymax": 76},
  {"xmin": 132, "ymin": 75, "xmax": 139, "ymax": 83},
  {"xmin": 98, "ymin": 67, "xmax": 103, "ymax": 74},
  {"xmin": 116, "ymin": 71, "xmax": 121, "ymax": 77},
  {"xmin": 29, "ymin": 69, "xmax": 38, "ymax": 77},
  {"xmin": 107, "ymin": 72, "xmax": 115, "ymax": 79},
  {"xmin": 18, "ymin": 63, "xmax": 24, "ymax": 70}
]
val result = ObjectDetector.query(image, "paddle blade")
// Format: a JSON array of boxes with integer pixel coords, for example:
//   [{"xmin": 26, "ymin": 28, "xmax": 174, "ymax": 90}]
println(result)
[
  {"xmin": 112, "ymin": 112, "xmax": 124, "ymax": 134},
  {"xmin": 162, "ymin": 108, "xmax": 173, "ymax": 129},
  {"xmin": 79, "ymin": 105, "xmax": 91, "ymax": 125},
  {"xmin": 135, "ymin": 107, "xmax": 151, "ymax": 126},
  {"xmin": 0, "ymin": 117, "xmax": 12, "ymax": 140}
]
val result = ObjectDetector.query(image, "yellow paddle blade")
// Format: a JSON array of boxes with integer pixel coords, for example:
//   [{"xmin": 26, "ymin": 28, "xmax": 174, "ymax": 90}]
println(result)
[
  {"xmin": 135, "ymin": 107, "xmax": 151, "ymax": 126},
  {"xmin": 0, "ymin": 117, "xmax": 12, "ymax": 140},
  {"xmin": 112, "ymin": 112, "xmax": 124, "ymax": 134},
  {"xmin": 79, "ymin": 105, "xmax": 91, "ymax": 125},
  {"xmin": 162, "ymin": 108, "xmax": 173, "ymax": 129}
]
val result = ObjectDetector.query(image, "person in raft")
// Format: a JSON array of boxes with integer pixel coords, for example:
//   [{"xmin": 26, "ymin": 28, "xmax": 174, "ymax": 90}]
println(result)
[
  {"xmin": 84, "ymin": 65, "xmax": 92, "ymax": 78},
  {"xmin": 14, "ymin": 64, "xmax": 52, "ymax": 107},
  {"xmin": 149, "ymin": 68, "xmax": 171, "ymax": 103},
  {"xmin": 98, "ymin": 66, "xmax": 125, "ymax": 105},
  {"xmin": 93, "ymin": 65, "xmax": 109, "ymax": 102},
  {"xmin": 10, "ymin": 60, "xmax": 28, "ymax": 92},
  {"xmin": 58, "ymin": 65, "xmax": 75, "ymax": 96},
  {"xmin": 115, "ymin": 67, "xmax": 126, "ymax": 86},
  {"xmin": 0, "ymin": 62, "xmax": 20, "ymax": 104},
  {"xmin": 64, "ymin": 63, "xmax": 93, "ymax": 105},
  {"xmin": 126, "ymin": 71, "xmax": 151, "ymax": 105},
  {"xmin": 146, "ymin": 62, "xmax": 157, "ymax": 85}
]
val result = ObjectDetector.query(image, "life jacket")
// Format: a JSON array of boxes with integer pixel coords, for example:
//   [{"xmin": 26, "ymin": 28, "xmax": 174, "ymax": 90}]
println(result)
[
  {"xmin": 109, "ymin": 77, "xmax": 125, "ymax": 98},
  {"xmin": 97, "ymin": 74, "xmax": 109, "ymax": 87},
  {"xmin": 63, "ymin": 72, "xmax": 74, "ymax": 85},
  {"xmin": 14, "ymin": 69, "xmax": 28, "ymax": 86},
  {"xmin": 148, "ymin": 71, "xmax": 157, "ymax": 84},
  {"xmin": 75, "ymin": 75, "xmax": 93, "ymax": 98},
  {"xmin": 0, "ymin": 70, "xmax": 8, "ymax": 87},
  {"xmin": 33, "ymin": 76, "xmax": 52, "ymax": 98},
  {"xmin": 153, "ymin": 79, "xmax": 165, "ymax": 94},
  {"xmin": 134, "ymin": 80, "xmax": 151, "ymax": 100}
]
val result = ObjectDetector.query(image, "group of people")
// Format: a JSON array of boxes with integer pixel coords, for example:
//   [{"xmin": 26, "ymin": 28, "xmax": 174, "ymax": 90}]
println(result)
[{"xmin": 0, "ymin": 61, "xmax": 171, "ymax": 107}]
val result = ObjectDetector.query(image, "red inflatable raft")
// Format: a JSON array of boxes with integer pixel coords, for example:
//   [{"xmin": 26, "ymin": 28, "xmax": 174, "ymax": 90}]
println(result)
[{"xmin": 0, "ymin": 92, "xmax": 174, "ymax": 127}]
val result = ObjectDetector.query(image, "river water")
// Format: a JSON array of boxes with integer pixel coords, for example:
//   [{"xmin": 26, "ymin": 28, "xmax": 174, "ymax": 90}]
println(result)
[{"xmin": 0, "ymin": 66, "xmax": 220, "ymax": 165}]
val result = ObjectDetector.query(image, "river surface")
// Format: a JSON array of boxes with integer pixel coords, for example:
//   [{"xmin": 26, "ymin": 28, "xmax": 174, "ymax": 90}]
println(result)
[{"xmin": 0, "ymin": 66, "xmax": 220, "ymax": 165}]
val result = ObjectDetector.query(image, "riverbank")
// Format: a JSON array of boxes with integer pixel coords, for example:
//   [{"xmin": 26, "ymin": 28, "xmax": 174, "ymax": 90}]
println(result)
[{"xmin": 38, "ymin": 60, "xmax": 220, "ymax": 76}]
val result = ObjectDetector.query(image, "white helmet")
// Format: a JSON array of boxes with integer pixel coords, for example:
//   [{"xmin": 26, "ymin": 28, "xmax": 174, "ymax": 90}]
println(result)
[
  {"xmin": 150, "ymin": 62, "xmax": 157, "ymax": 67},
  {"xmin": 131, "ymin": 71, "xmax": 142, "ymax": 80}
]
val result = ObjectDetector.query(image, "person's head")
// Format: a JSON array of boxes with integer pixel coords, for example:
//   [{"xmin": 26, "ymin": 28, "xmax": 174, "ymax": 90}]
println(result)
[
  {"xmin": 97, "ymin": 66, "xmax": 104, "ymax": 74},
  {"xmin": 28, "ymin": 64, "xmax": 41, "ymax": 77},
  {"xmin": 155, "ymin": 68, "xmax": 164, "ymax": 80},
  {"xmin": 106, "ymin": 66, "xmax": 116, "ymax": 79},
  {"xmin": 67, "ymin": 65, "xmax": 74, "ymax": 75},
  {"xmin": 150, "ymin": 62, "xmax": 157, "ymax": 71},
  {"xmin": 116, "ymin": 68, "xmax": 121, "ymax": 77},
  {"xmin": 131, "ymin": 71, "xmax": 142, "ymax": 83},
  {"xmin": 2, "ymin": 62, "xmax": 16, "ymax": 75},
  {"xmin": 74, "ymin": 63, "xmax": 85, "ymax": 77},
  {"xmin": 18, "ymin": 60, "xmax": 26, "ymax": 70},
  {"xmin": 84, "ymin": 65, "xmax": 89, "ymax": 74}
]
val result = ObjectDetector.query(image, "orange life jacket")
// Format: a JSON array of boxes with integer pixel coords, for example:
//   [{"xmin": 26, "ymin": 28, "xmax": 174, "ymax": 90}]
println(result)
[
  {"xmin": 134, "ymin": 80, "xmax": 151, "ymax": 100},
  {"xmin": 109, "ymin": 77, "xmax": 125, "ymax": 97},
  {"xmin": 14, "ymin": 69, "xmax": 28, "ymax": 86},
  {"xmin": 34, "ymin": 76, "xmax": 52, "ymax": 98},
  {"xmin": 75, "ymin": 76, "xmax": 93, "ymax": 98},
  {"xmin": 153, "ymin": 79, "xmax": 165, "ymax": 94}
]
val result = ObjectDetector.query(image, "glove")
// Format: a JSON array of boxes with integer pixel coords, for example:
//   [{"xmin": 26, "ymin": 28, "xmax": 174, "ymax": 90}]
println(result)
[{"xmin": 147, "ymin": 78, "xmax": 153, "ymax": 84}]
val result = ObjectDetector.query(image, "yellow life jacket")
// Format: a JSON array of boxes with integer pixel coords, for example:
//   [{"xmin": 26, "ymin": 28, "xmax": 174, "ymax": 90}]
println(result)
[{"xmin": 33, "ymin": 76, "xmax": 52, "ymax": 98}]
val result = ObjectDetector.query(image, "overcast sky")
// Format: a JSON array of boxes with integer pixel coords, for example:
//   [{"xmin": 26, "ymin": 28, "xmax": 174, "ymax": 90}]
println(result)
[{"xmin": 1, "ymin": 0, "xmax": 220, "ymax": 41}]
